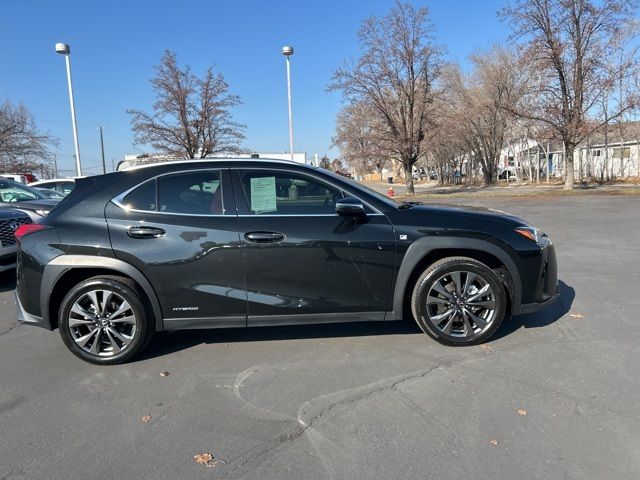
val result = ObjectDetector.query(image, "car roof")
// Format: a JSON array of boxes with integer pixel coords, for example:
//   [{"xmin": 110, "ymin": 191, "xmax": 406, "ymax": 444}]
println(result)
[{"xmin": 119, "ymin": 157, "xmax": 313, "ymax": 172}]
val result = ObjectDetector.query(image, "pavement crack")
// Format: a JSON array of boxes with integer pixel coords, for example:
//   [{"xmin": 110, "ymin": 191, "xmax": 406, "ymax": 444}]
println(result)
[
  {"xmin": 220, "ymin": 363, "xmax": 448, "ymax": 479},
  {"xmin": 297, "ymin": 363, "xmax": 448, "ymax": 435}
]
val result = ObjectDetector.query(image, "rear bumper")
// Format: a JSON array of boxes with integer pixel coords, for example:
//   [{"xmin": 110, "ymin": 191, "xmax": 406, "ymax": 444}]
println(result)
[{"xmin": 16, "ymin": 291, "xmax": 51, "ymax": 330}]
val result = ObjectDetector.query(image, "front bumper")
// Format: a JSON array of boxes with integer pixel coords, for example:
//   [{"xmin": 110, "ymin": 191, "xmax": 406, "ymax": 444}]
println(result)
[
  {"xmin": 0, "ymin": 252, "xmax": 17, "ymax": 272},
  {"xmin": 518, "ymin": 291, "xmax": 559, "ymax": 314},
  {"xmin": 514, "ymin": 238, "xmax": 559, "ymax": 315}
]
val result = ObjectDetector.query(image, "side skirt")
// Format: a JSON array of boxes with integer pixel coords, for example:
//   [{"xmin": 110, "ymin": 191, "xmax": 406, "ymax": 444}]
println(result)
[{"xmin": 162, "ymin": 312, "xmax": 390, "ymax": 330}]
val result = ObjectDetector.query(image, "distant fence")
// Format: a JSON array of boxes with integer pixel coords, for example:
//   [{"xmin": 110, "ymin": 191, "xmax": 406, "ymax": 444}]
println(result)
[{"xmin": 363, "ymin": 172, "xmax": 385, "ymax": 182}]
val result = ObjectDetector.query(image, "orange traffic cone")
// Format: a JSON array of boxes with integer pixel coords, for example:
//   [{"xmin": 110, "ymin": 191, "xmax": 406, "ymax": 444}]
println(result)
[{"xmin": 387, "ymin": 186, "xmax": 395, "ymax": 197}]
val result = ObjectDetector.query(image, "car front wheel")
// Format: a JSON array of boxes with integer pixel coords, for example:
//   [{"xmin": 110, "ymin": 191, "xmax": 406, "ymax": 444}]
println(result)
[
  {"xmin": 58, "ymin": 276, "xmax": 153, "ymax": 364},
  {"xmin": 411, "ymin": 257, "xmax": 507, "ymax": 346}
]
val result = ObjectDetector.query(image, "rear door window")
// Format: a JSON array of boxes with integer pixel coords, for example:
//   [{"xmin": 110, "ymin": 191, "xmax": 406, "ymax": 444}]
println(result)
[{"xmin": 157, "ymin": 171, "xmax": 222, "ymax": 215}]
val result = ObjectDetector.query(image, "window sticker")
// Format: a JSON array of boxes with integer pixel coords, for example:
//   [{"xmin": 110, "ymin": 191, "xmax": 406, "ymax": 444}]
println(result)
[{"xmin": 250, "ymin": 176, "xmax": 277, "ymax": 213}]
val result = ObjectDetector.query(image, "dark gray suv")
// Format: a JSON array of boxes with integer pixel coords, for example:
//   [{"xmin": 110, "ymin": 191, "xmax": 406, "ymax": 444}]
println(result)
[{"xmin": 16, "ymin": 159, "xmax": 558, "ymax": 364}]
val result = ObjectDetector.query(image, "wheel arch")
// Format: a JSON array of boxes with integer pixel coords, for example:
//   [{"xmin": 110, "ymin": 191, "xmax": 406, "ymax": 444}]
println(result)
[
  {"xmin": 42, "ymin": 256, "xmax": 163, "ymax": 331},
  {"xmin": 389, "ymin": 236, "xmax": 522, "ymax": 320}
]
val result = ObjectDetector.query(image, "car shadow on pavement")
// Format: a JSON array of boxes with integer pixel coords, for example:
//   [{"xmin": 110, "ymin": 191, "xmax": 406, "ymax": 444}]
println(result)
[
  {"xmin": 493, "ymin": 280, "xmax": 574, "ymax": 340},
  {"xmin": 139, "ymin": 320, "xmax": 423, "ymax": 361},
  {"xmin": 139, "ymin": 281, "xmax": 574, "ymax": 361}
]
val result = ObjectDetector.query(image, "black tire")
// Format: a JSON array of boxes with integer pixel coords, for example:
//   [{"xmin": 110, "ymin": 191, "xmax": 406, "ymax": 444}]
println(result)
[
  {"xmin": 58, "ymin": 276, "xmax": 154, "ymax": 365},
  {"xmin": 411, "ymin": 257, "xmax": 506, "ymax": 346}
]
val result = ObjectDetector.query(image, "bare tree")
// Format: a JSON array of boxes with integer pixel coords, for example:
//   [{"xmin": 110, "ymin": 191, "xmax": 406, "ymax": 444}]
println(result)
[
  {"xmin": 444, "ymin": 48, "xmax": 525, "ymax": 185},
  {"xmin": 501, "ymin": 0, "xmax": 640, "ymax": 189},
  {"xmin": 331, "ymin": 101, "xmax": 389, "ymax": 175},
  {"xmin": 329, "ymin": 1, "xmax": 443, "ymax": 195},
  {"xmin": 319, "ymin": 155, "xmax": 331, "ymax": 170},
  {"xmin": 330, "ymin": 158, "xmax": 345, "ymax": 172},
  {"xmin": 0, "ymin": 100, "xmax": 56, "ymax": 173},
  {"xmin": 128, "ymin": 51, "xmax": 244, "ymax": 159}
]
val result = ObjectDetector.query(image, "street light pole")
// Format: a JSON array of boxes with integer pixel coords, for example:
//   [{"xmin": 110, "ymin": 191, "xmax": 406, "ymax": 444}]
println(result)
[
  {"xmin": 99, "ymin": 126, "xmax": 106, "ymax": 174},
  {"xmin": 282, "ymin": 46, "xmax": 294, "ymax": 162},
  {"xmin": 55, "ymin": 43, "xmax": 82, "ymax": 177}
]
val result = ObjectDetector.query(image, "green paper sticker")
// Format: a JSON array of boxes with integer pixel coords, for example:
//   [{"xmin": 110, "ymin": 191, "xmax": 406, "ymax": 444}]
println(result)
[{"xmin": 250, "ymin": 176, "xmax": 277, "ymax": 213}]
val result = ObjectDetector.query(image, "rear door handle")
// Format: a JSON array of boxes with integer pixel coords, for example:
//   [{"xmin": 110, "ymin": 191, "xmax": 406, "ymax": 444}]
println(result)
[
  {"xmin": 126, "ymin": 226, "xmax": 166, "ymax": 239},
  {"xmin": 244, "ymin": 231, "xmax": 285, "ymax": 243}
]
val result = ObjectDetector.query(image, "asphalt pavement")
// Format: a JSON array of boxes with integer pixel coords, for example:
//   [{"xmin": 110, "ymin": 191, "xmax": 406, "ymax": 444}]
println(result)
[{"xmin": 1, "ymin": 195, "xmax": 639, "ymax": 480}]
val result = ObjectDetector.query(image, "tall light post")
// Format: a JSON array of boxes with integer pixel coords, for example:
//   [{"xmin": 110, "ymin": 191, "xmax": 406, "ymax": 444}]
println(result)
[
  {"xmin": 98, "ymin": 126, "xmax": 106, "ymax": 174},
  {"xmin": 55, "ymin": 42, "xmax": 82, "ymax": 177},
  {"xmin": 282, "ymin": 46, "xmax": 294, "ymax": 162}
]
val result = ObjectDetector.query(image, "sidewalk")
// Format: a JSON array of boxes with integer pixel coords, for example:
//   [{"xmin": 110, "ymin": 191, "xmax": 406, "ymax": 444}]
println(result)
[{"xmin": 365, "ymin": 180, "xmax": 640, "ymax": 199}]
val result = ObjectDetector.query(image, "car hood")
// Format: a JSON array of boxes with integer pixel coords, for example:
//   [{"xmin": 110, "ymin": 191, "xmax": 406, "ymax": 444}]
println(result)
[
  {"xmin": 0, "ymin": 208, "xmax": 33, "ymax": 219},
  {"xmin": 399, "ymin": 203, "xmax": 529, "ymax": 230},
  {"xmin": 9, "ymin": 199, "xmax": 60, "ymax": 210},
  {"xmin": 422, "ymin": 203, "xmax": 524, "ymax": 222}
]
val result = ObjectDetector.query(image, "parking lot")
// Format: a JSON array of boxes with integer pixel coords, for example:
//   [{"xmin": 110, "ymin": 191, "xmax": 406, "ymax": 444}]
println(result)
[{"xmin": 1, "ymin": 195, "xmax": 639, "ymax": 480}]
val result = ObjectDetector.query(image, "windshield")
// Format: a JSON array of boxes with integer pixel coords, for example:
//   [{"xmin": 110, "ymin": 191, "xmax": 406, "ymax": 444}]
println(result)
[
  {"xmin": 0, "ymin": 179, "xmax": 47, "ymax": 202},
  {"xmin": 321, "ymin": 169, "xmax": 401, "ymax": 208}
]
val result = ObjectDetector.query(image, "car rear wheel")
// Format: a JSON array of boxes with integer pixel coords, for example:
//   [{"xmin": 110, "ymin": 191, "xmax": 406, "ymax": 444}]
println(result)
[
  {"xmin": 58, "ymin": 276, "xmax": 153, "ymax": 364},
  {"xmin": 411, "ymin": 257, "xmax": 506, "ymax": 346}
]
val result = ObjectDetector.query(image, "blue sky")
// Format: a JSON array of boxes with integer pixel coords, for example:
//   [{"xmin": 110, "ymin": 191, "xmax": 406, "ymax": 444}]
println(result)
[{"xmin": 1, "ymin": 0, "xmax": 508, "ymax": 175}]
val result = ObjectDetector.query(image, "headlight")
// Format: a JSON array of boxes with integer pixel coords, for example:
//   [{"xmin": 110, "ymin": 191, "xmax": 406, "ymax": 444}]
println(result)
[
  {"xmin": 515, "ymin": 225, "xmax": 541, "ymax": 243},
  {"xmin": 35, "ymin": 209, "xmax": 50, "ymax": 216}
]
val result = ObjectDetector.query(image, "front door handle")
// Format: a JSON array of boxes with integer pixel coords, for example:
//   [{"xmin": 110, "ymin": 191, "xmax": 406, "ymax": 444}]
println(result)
[
  {"xmin": 244, "ymin": 231, "xmax": 286, "ymax": 243},
  {"xmin": 127, "ymin": 226, "xmax": 166, "ymax": 239}
]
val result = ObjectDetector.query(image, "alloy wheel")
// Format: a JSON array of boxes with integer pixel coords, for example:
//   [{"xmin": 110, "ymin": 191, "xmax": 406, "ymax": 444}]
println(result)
[
  {"xmin": 67, "ymin": 289, "xmax": 138, "ymax": 357},
  {"xmin": 425, "ymin": 270, "xmax": 496, "ymax": 338}
]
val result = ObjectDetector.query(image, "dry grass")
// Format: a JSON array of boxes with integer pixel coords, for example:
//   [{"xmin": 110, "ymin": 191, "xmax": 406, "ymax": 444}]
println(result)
[{"xmin": 395, "ymin": 184, "xmax": 640, "ymax": 201}]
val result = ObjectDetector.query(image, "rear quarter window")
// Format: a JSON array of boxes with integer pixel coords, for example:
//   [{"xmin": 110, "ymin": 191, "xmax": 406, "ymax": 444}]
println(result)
[{"xmin": 122, "ymin": 180, "xmax": 156, "ymax": 211}]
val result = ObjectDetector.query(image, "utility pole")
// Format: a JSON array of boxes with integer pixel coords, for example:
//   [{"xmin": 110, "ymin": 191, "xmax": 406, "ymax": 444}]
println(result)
[
  {"xmin": 53, "ymin": 153, "xmax": 58, "ymax": 178},
  {"xmin": 99, "ymin": 126, "xmax": 106, "ymax": 174}
]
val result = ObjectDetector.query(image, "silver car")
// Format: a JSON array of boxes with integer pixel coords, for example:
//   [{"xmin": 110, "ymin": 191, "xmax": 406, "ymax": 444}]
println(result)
[{"xmin": 0, "ymin": 209, "xmax": 32, "ymax": 272}]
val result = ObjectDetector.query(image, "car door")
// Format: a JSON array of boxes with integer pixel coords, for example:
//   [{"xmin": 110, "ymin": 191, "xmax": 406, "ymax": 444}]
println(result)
[
  {"xmin": 231, "ymin": 167, "xmax": 396, "ymax": 325},
  {"xmin": 105, "ymin": 168, "xmax": 247, "ymax": 328}
]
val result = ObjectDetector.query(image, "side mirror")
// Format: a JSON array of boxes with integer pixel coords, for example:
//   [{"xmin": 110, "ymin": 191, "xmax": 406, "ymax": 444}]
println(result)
[{"xmin": 336, "ymin": 197, "xmax": 366, "ymax": 218}]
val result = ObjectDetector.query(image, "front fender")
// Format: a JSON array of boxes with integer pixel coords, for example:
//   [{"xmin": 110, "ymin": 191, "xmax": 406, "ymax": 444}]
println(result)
[{"xmin": 387, "ymin": 236, "xmax": 522, "ymax": 320}]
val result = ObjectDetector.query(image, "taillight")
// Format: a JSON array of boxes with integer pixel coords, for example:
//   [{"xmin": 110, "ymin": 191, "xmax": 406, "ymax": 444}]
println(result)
[{"xmin": 14, "ymin": 224, "xmax": 50, "ymax": 240}]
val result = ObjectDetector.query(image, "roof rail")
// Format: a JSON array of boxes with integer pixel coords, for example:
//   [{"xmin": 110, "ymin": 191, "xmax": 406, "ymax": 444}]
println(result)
[{"xmin": 119, "ymin": 157, "xmax": 311, "ymax": 172}]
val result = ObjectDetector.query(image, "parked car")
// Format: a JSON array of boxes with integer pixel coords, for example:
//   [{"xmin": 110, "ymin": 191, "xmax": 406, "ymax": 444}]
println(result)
[
  {"xmin": 412, "ymin": 167, "xmax": 427, "ymax": 180},
  {"xmin": 34, "ymin": 188, "xmax": 65, "ymax": 200},
  {"xmin": 16, "ymin": 158, "xmax": 558, "ymax": 364},
  {"xmin": 0, "ymin": 179, "xmax": 60, "ymax": 220},
  {"xmin": 0, "ymin": 173, "xmax": 37, "ymax": 184},
  {"xmin": 0, "ymin": 209, "xmax": 32, "ymax": 272},
  {"xmin": 28, "ymin": 178, "xmax": 76, "ymax": 197}
]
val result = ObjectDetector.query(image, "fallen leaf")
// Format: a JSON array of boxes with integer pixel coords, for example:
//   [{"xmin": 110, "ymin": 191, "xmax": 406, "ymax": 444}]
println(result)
[
  {"xmin": 193, "ymin": 453, "xmax": 225, "ymax": 468},
  {"xmin": 480, "ymin": 344, "xmax": 493, "ymax": 352},
  {"xmin": 141, "ymin": 415, "xmax": 152, "ymax": 422},
  {"xmin": 160, "ymin": 371, "xmax": 170, "ymax": 377},
  {"xmin": 518, "ymin": 409, "xmax": 527, "ymax": 416},
  {"xmin": 194, "ymin": 453, "xmax": 213, "ymax": 465},
  {"xmin": 569, "ymin": 313, "xmax": 585, "ymax": 319},
  {"xmin": 489, "ymin": 439, "xmax": 499, "ymax": 446}
]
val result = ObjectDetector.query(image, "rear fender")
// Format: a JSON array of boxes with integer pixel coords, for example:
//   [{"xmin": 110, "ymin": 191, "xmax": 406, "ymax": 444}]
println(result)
[{"xmin": 41, "ymin": 255, "xmax": 163, "ymax": 331}]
